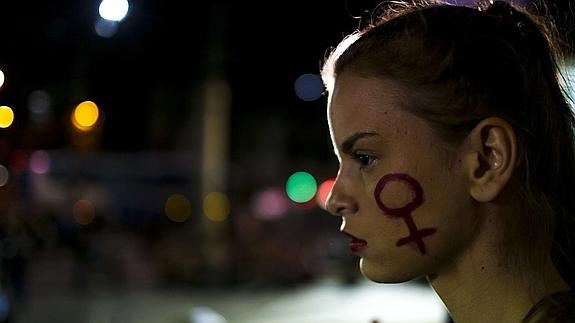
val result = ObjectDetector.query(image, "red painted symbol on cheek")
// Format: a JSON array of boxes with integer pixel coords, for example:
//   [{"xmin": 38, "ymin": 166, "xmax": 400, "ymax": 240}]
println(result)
[{"xmin": 374, "ymin": 173, "xmax": 437, "ymax": 255}]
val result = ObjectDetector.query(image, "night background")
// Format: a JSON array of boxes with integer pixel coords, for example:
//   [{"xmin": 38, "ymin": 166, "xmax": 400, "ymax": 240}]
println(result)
[{"xmin": 0, "ymin": 0, "xmax": 572, "ymax": 322}]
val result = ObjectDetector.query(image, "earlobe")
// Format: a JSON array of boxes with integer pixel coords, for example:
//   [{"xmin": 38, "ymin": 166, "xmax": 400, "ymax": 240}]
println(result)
[{"xmin": 465, "ymin": 117, "xmax": 518, "ymax": 203}]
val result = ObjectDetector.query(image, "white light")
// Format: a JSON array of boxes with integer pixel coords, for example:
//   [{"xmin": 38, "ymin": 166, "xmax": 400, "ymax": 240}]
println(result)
[
  {"xmin": 0, "ymin": 69, "xmax": 4, "ymax": 89},
  {"xmin": 98, "ymin": 0, "xmax": 129, "ymax": 22}
]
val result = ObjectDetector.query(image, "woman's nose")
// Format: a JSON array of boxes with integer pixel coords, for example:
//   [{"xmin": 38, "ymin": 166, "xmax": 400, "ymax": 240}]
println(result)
[{"xmin": 325, "ymin": 177, "xmax": 358, "ymax": 216}]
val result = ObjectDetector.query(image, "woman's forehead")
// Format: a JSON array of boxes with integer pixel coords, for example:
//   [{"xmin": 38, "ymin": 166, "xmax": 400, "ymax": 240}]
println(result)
[
  {"xmin": 328, "ymin": 74, "xmax": 437, "ymax": 150},
  {"xmin": 328, "ymin": 74, "xmax": 403, "ymax": 127}
]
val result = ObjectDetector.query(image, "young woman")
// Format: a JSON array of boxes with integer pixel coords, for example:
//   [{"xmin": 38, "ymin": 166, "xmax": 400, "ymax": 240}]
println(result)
[{"xmin": 322, "ymin": 1, "xmax": 575, "ymax": 322}]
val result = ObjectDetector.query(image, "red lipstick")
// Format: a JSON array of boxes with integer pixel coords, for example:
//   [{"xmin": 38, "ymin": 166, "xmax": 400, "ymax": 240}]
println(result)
[{"xmin": 343, "ymin": 231, "xmax": 367, "ymax": 253}]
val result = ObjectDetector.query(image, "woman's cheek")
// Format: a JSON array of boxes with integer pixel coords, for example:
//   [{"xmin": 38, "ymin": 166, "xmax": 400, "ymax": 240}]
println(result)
[{"xmin": 374, "ymin": 173, "xmax": 437, "ymax": 255}]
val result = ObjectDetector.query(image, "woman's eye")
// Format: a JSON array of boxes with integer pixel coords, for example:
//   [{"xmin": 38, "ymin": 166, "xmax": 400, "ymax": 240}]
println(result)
[{"xmin": 353, "ymin": 152, "xmax": 376, "ymax": 168}]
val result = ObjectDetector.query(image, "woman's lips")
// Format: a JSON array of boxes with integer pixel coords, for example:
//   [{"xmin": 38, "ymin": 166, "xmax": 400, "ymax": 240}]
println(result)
[{"xmin": 343, "ymin": 231, "xmax": 367, "ymax": 252}]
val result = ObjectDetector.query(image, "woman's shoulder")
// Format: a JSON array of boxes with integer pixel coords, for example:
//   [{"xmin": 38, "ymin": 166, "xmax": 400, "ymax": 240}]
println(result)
[{"xmin": 522, "ymin": 290, "xmax": 575, "ymax": 323}]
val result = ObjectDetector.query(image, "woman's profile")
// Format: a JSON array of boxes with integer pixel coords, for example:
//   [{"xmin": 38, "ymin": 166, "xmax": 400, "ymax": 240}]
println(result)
[{"xmin": 321, "ymin": 0, "xmax": 575, "ymax": 321}]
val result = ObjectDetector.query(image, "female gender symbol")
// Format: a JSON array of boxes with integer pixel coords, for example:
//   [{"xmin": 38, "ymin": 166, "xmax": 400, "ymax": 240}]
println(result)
[{"xmin": 374, "ymin": 173, "xmax": 437, "ymax": 255}]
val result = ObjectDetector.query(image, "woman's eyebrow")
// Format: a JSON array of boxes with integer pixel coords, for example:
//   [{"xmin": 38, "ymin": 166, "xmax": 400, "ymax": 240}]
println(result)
[{"xmin": 340, "ymin": 131, "xmax": 379, "ymax": 154}]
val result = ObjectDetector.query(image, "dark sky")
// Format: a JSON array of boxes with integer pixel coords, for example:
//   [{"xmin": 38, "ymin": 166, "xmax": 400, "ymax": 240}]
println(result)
[
  {"xmin": 0, "ymin": 0, "xmax": 572, "ymax": 155},
  {"xmin": 0, "ymin": 1, "xmax": 359, "ymax": 152}
]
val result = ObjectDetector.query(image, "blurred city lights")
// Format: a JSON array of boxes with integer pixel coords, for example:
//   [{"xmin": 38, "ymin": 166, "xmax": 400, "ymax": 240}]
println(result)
[
  {"xmin": 30, "ymin": 150, "xmax": 51, "ymax": 175},
  {"xmin": 203, "ymin": 192, "xmax": 230, "ymax": 222},
  {"xmin": 0, "ymin": 165, "xmax": 9, "ymax": 187},
  {"xmin": 253, "ymin": 187, "xmax": 290, "ymax": 220},
  {"xmin": 28, "ymin": 90, "xmax": 52, "ymax": 125},
  {"xmin": 72, "ymin": 100, "xmax": 100, "ymax": 131},
  {"xmin": 73, "ymin": 199, "xmax": 96, "ymax": 225},
  {"xmin": 0, "ymin": 69, "xmax": 4, "ymax": 89},
  {"xmin": 0, "ymin": 106, "xmax": 14, "ymax": 128},
  {"xmin": 98, "ymin": 0, "xmax": 129, "ymax": 22},
  {"xmin": 294, "ymin": 73, "xmax": 324, "ymax": 101},
  {"xmin": 285, "ymin": 171, "xmax": 317, "ymax": 203},
  {"xmin": 316, "ymin": 178, "xmax": 336, "ymax": 210},
  {"xmin": 165, "ymin": 193, "xmax": 192, "ymax": 223}
]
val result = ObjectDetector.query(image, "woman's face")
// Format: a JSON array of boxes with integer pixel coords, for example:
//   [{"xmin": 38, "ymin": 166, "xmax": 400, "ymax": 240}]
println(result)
[{"xmin": 326, "ymin": 72, "xmax": 480, "ymax": 283}]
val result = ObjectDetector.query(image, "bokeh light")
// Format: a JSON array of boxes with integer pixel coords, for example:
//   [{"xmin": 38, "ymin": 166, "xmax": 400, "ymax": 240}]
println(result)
[
  {"xmin": 73, "ymin": 199, "xmax": 96, "ymax": 225},
  {"xmin": 253, "ymin": 187, "xmax": 290, "ymax": 220},
  {"xmin": 316, "ymin": 178, "xmax": 336, "ymax": 210},
  {"xmin": 286, "ymin": 171, "xmax": 317, "ymax": 203},
  {"xmin": 98, "ymin": 0, "xmax": 129, "ymax": 22},
  {"xmin": 0, "ymin": 165, "xmax": 9, "ymax": 187},
  {"xmin": 203, "ymin": 192, "xmax": 230, "ymax": 222},
  {"xmin": 30, "ymin": 150, "xmax": 51, "ymax": 175},
  {"xmin": 72, "ymin": 100, "xmax": 100, "ymax": 131},
  {"xmin": 165, "ymin": 193, "xmax": 192, "ymax": 223},
  {"xmin": 0, "ymin": 106, "xmax": 14, "ymax": 128},
  {"xmin": 294, "ymin": 73, "xmax": 324, "ymax": 101},
  {"xmin": 0, "ymin": 69, "xmax": 4, "ymax": 89}
]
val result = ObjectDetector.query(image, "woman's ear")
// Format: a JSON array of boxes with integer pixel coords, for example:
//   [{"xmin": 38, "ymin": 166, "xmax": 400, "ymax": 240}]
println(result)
[{"xmin": 463, "ymin": 117, "xmax": 518, "ymax": 202}]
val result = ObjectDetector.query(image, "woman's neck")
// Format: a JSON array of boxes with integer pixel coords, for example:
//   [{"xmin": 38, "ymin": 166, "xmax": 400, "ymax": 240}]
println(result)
[{"xmin": 427, "ymin": 213, "xmax": 569, "ymax": 323}]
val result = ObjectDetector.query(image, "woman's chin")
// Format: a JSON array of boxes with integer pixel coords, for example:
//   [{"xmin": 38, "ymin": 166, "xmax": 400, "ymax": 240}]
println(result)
[{"xmin": 360, "ymin": 258, "xmax": 418, "ymax": 284}]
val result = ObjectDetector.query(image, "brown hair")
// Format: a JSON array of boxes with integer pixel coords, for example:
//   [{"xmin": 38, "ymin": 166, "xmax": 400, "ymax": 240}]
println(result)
[{"xmin": 321, "ymin": 0, "xmax": 575, "ymax": 288}]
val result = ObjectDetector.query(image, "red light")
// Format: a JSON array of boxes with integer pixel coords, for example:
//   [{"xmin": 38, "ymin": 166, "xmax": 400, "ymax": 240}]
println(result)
[{"xmin": 316, "ymin": 178, "xmax": 336, "ymax": 209}]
